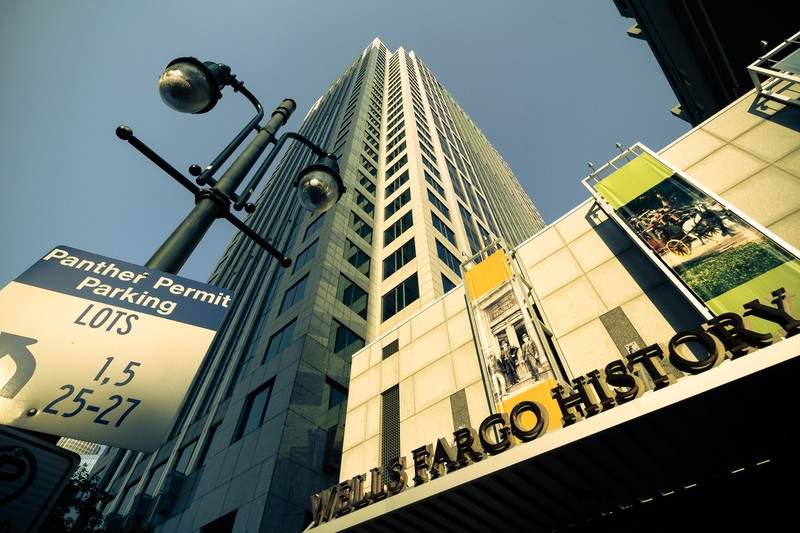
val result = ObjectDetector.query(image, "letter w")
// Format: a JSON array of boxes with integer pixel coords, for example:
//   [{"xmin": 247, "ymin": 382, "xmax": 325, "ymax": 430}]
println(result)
[{"xmin": 310, "ymin": 487, "xmax": 338, "ymax": 525}]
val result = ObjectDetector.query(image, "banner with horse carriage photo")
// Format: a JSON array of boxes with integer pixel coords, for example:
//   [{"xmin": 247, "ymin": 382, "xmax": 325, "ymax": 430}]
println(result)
[{"xmin": 584, "ymin": 145, "xmax": 800, "ymax": 326}]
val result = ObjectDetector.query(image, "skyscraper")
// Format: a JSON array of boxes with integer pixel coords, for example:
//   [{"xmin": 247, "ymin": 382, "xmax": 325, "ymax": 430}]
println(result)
[
  {"xmin": 93, "ymin": 38, "xmax": 545, "ymax": 532},
  {"xmin": 57, "ymin": 438, "xmax": 103, "ymax": 473}
]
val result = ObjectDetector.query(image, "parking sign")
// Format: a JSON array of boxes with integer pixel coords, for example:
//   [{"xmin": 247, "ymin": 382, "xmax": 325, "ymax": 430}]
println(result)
[{"xmin": 0, "ymin": 246, "xmax": 233, "ymax": 451}]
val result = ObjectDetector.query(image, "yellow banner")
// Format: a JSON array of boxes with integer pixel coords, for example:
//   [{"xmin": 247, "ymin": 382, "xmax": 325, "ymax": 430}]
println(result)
[{"xmin": 465, "ymin": 249, "xmax": 513, "ymax": 301}]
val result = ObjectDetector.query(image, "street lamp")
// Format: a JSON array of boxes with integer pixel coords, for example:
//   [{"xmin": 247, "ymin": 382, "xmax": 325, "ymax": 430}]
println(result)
[{"xmin": 117, "ymin": 57, "xmax": 345, "ymax": 273}]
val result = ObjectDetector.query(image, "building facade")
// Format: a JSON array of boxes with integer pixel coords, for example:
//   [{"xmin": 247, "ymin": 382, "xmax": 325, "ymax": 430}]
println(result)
[
  {"xmin": 58, "ymin": 438, "xmax": 103, "ymax": 473},
  {"xmin": 613, "ymin": 0, "xmax": 799, "ymax": 126},
  {"xmin": 309, "ymin": 57, "xmax": 800, "ymax": 531},
  {"xmin": 92, "ymin": 38, "xmax": 545, "ymax": 532}
]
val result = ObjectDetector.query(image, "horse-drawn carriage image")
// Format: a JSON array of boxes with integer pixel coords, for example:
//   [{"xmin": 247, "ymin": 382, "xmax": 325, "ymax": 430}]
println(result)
[{"xmin": 629, "ymin": 199, "xmax": 735, "ymax": 257}]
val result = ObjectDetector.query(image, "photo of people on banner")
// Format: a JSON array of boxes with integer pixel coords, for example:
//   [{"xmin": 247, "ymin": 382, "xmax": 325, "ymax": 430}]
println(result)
[
  {"xmin": 592, "ymin": 149, "xmax": 800, "ymax": 319},
  {"xmin": 484, "ymin": 306, "xmax": 552, "ymax": 402},
  {"xmin": 463, "ymin": 249, "xmax": 555, "ymax": 405}
]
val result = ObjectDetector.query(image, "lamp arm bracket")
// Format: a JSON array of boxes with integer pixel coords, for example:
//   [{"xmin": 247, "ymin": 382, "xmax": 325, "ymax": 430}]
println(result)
[
  {"xmin": 222, "ymin": 211, "xmax": 292, "ymax": 268},
  {"xmin": 194, "ymin": 88, "xmax": 265, "ymax": 187},
  {"xmin": 284, "ymin": 131, "xmax": 327, "ymax": 157},
  {"xmin": 195, "ymin": 188, "xmax": 235, "ymax": 214},
  {"xmin": 115, "ymin": 125, "xmax": 201, "ymax": 196}
]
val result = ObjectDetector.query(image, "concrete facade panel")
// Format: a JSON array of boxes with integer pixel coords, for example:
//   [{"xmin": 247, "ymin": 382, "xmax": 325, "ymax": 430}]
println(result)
[
  {"xmin": 556, "ymin": 319, "xmax": 620, "ymax": 378},
  {"xmin": 660, "ymin": 128, "xmax": 727, "ymax": 169},
  {"xmin": 451, "ymin": 341, "xmax": 483, "ymax": 391},
  {"xmin": 399, "ymin": 323, "xmax": 450, "ymax": 380},
  {"xmin": 539, "ymin": 276, "xmax": 608, "ymax": 337},
  {"xmin": 399, "ymin": 399, "xmax": 453, "ymax": 462},
  {"xmin": 721, "ymin": 166, "xmax": 800, "ymax": 226},
  {"xmin": 527, "ymin": 247, "xmax": 584, "ymax": 299},
  {"xmin": 515, "ymin": 226, "xmax": 565, "ymax": 270},
  {"xmin": 412, "ymin": 355, "xmax": 457, "ymax": 413},
  {"xmin": 683, "ymin": 144, "xmax": 768, "ymax": 194},
  {"xmin": 348, "ymin": 365, "xmax": 381, "ymax": 409}
]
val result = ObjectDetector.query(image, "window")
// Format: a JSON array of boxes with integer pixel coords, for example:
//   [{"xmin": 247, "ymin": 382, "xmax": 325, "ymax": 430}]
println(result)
[
  {"xmin": 382, "ymin": 273, "xmax": 420, "ymax": 321},
  {"xmin": 261, "ymin": 261, "xmax": 286, "ymax": 316},
  {"xmin": 175, "ymin": 440, "xmax": 197, "ymax": 474},
  {"xmin": 356, "ymin": 192, "xmax": 374, "ymax": 216},
  {"xmin": 427, "ymin": 190, "xmax": 450, "ymax": 219},
  {"xmin": 345, "ymin": 239, "xmax": 370, "ymax": 275},
  {"xmin": 329, "ymin": 320, "xmax": 365, "ymax": 361},
  {"xmin": 117, "ymin": 480, "xmax": 140, "ymax": 514},
  {"xmin": 386, "ymin": 129, "xmax": 405, "ymax": 151},
  {"xmin": 293, "ymin": 240, "xmax": 318, "ymax": 273},
  {"xmin": 320, "ymin": 377, "xmax": 349, "ymax": 474},
  {"xmin": 279, "ymin": 275, "xmax": 308, "ymax": 314},
  {"xmin": 359, "ymin": 173, "xmax": 376, "ymax": 195},
  {"xmin": 361, "ymin": 155, "xmax": 377, "ymax": 177},
  {"xmin": 437, "ymin": 131, "xmax": 451, "ymax": 158},
  {"xmin": 327, "ymin": 378, "xmax": 348, "ymax": 409},
  {"xmin": 431, "ymin": 213, "xmax": 456, "ymax": 245},
  {"xmin": 263, "ymin": 319, "xmax": 296, "ymax": 363},
  {"xmin": 304, "ymin": 214, "xmax": 326, "ymax": 241},
  {"xmin": 234, "ymin": 380, "xmax": 273, "ymax": 440},
  {"xmin": 385, "ymin": 140, "xmax": 406, "ymax": 164},
  {"xmin": 422, "ymin": 155, "xmax": 439, "ymax": 178},
  {"xmin": 383, "ymin": 239, "xmax": 416, "ymax": 279},
  {"xmin": 425, "ymin": 171, "xmax": 445, "ymax": 197},
  {"xmin": 385, "ymin": 189, "xmax": 411, "ymax": 219},
  {"xmin": 449, "ymin": 166, "xmax": 466, "ymax": 201},
  {"xmin": 362, "ymin": 141, "xmax": 378, "ymax": 162},
  {"xmin": 350, "ymin": 211, "xmax": 372, "ymax": 243},
  {"xmin": 477, "ymin": 223, "xmax": 492, "ymax": 246},
  {"xmin": 337, "ymin": 275, "xmax": 368, "ymax": 319},
  {"xmin": 442, "ymin": 274, "xmax": 457, "ymax": 294},
  {"xmin": 385, "ymin": 169, "xmax": 409, "ymax": 197},
  {"xmin": 364, "ymin": 132, "xmax": 379, "ymax": 150},
  {"xmin": 387, "ymin": 120, "xmax": 404, "ymax": 139},
  {"xmin": 436, "ymin": 240, "xmax": 462, "ymax": 277},
  {"xmin": 384, "ymin": 211, "xmax": 413, "ymax": 246},
  {"xmin": 385, "ymin": 154, "xmax": 408, "ymax": 178},
  {"xmin": 144, "ymin": 462, "xmax": 167, "ymax": 495},
  {"xmin": 197, "ymin": 423, "xmax": 220, "ymax": 467},
  {"xmin": 459, "ymin": 204, "xmax": 482, "ymax": 255}
]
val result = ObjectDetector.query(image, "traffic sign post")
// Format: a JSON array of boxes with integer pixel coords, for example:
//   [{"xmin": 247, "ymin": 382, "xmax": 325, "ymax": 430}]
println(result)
[
  {"xmin": 0, "ymin": 245, "xmax": 233, "ymax": 452},
  {"xmin": 0, "ymin": 425, "xmax": 80, "ymax": 532}
]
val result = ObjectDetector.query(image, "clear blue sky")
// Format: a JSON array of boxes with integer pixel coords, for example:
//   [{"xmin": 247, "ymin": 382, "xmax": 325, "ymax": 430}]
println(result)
[{"xmin": 0, "ymin": 0, "xmax": 691, "ymax": 287}]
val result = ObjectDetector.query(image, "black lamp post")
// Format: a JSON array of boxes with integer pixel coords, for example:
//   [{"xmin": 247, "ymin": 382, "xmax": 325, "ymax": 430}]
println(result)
[{"xmin": 116, "ymin": 57, "xmax": 345, "ymax": 274}]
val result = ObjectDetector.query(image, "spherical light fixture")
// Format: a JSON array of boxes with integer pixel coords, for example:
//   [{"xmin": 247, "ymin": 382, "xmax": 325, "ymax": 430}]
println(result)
[
  {"xmin": 158, "ymin": 57, "xmax": 232, "ymax": 114},
  {"xmin": 295, "ymin": 155, "xmax": 345, "ymax": 213}
]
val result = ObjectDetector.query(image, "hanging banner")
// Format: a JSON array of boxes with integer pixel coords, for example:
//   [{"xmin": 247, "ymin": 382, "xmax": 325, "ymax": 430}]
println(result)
[
  {"xmin": 463, "ymin": 248, "xmax": 561, "ymax": 432},
  {"xmin": 586, "ymin": 147, "xmax": 800, "ymax": 332}
]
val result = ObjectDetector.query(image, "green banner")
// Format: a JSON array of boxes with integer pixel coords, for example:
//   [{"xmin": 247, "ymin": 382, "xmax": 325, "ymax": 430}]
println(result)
[{"xmin": 596, "ymin": 151, "xmax": 800, "ymax": 333}]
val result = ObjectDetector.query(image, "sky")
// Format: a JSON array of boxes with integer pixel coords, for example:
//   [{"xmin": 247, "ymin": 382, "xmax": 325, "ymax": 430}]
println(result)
[{"xmin": 0, "ymin": 0, "xmax": 692, "ymax": 287}]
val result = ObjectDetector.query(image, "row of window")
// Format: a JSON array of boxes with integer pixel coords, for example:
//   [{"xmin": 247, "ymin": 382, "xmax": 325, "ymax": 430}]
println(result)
[
  {"xmin": 383, "ymin": 238, "xmax": 416, "ymax": 279},
  {"xmin": 382, "ymin": 273, "xmax": 419, "ymax": 321}
]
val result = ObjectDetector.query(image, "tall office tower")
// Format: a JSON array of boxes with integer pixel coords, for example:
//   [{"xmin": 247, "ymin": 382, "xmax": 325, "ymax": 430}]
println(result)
[
  {"xmin": 93, "ymin": 38, "xmax": 545, "ymax": 532},
  {"xmin": 57, "ymin": 438, "xmax": 103, "ymax": 472}
]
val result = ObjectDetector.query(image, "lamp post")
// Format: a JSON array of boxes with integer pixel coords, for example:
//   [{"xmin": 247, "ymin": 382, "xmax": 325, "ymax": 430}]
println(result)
[{"xmin": 116, "ymin": 57, "xmax": 345, "ymax": 274}]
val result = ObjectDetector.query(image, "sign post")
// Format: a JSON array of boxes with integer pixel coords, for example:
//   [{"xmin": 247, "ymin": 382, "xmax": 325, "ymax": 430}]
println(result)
[{"xmin": 0, "ymin": 245, "xmax": 233, "ymax": 452}]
